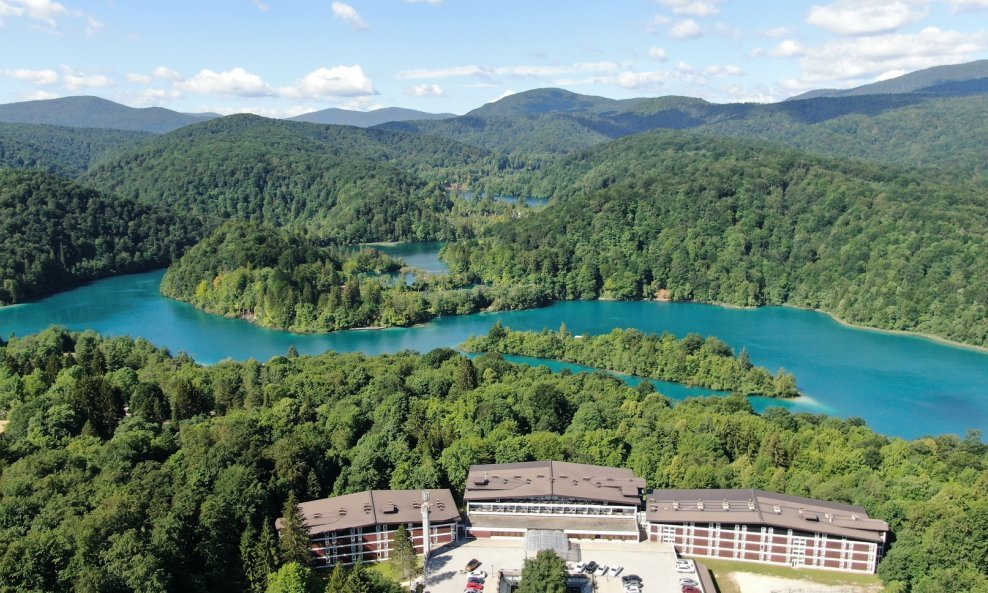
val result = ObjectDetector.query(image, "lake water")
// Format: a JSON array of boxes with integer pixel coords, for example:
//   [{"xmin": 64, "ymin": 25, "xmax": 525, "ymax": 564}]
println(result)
[{"xmin": 1, "ymin": 249, "xmax": 986, "ymax": 439}]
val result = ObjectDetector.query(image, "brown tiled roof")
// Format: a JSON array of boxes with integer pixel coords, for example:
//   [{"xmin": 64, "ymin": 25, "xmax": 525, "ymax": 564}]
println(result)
[
  {"xmin": 645, "ymin": 489, "xmax": 889, "ymax": 543},
  {"xmin": 276, "ymin": 489, "xmax": 461, "ymax": 536},
  {"xmin": 463, "ymin": 461, "xmax": 646, "ymax": 506}
]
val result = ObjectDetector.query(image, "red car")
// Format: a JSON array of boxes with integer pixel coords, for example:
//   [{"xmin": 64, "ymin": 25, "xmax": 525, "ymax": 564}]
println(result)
[
  {"xmin": 465, "ymin": 582, "xmax": 484, "ymax": 591},
  {"xmin": 682, "ymin": 587, "xmax": 701, "ymax": 593}
]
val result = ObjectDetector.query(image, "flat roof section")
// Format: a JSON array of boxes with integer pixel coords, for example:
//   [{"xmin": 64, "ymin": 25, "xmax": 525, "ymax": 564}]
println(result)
[
  {"xmin": 468, "ymin": 513, "xmax": 640, "ymax": 536},
  {"xmin": 464, "ymin": 461, "xmax": 646, "ymax": 506},
  {"xmin": 277, "ymin": 489, "xmax": 461, "ymax": 535},
  {"xmin": 645, "ymin": 489, "xmax": 888, "ymax": 543}
]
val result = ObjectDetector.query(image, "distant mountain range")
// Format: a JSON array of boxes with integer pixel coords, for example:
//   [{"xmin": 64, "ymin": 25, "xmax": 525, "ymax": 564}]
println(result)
[
  {"xmin": 3, "ymin": 61, "xmax": 988, "ymax": 136},
  {"xmin": 0, "ymin": 96, "xmax": 218, "ymax": 133},
  {"xmin": 288, "ymin": 106, "xmax": 455, "ymax": 127},
  {"xmin": 787, "ymin": 59, "xmax": 988, "ymax": 100}
]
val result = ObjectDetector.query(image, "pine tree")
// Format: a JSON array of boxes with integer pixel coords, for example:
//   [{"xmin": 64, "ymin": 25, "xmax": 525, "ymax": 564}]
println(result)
[
  {"xmin": 325, "ymin": 564, "xmax": 349, "ymax": 593},
  {"xmin": 453, "ymin": 357, "xmax": 477, "ymax": 392},
  {"xmin": 279, "ymin": 492, "xmax": 312, "ymax": 567},
  {"xmin": 390, "ymin": 524, "xmax": 418, "ymax": 581}
]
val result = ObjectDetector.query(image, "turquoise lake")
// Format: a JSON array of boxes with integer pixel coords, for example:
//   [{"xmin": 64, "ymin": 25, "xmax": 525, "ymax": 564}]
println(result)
[{"xmin": 1, "ymin": 250, "xmax": 986, "ymax": 439}]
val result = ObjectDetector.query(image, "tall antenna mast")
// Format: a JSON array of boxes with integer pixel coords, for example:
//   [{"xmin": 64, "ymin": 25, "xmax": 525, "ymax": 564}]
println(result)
[{"xmin": 421, "ymin": 490, "xmax": 432, "ymax": 587}]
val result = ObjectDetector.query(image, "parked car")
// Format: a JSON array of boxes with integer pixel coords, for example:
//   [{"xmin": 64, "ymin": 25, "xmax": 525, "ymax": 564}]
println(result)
[
  {"xmin": 465, "ymin": 582, "xmax": 483, "ymax": 591},
  {"xmin": 466, "ymin": 577, "xmax": 485, "ymax": 585},
  {"xmin": 679, "ymin": 577, "xmax": 699, "ymax": 587},
  {"xmin": 681, "ymin": 587, "xmax": 701, "ymax": 593},
  {"xmin": 608, "ymin": 565, "xmax": 624, "ymax": 577},
  {"xmin": 574, "ymin": 561, "xmax": 586, "ymax": 572},
  {"xmin": 465, "ymin": 559, "xmax": 481, "ymax": 572},
  {"xmin": 621, "ymin": 575, "xmax": 642, "ymax": 586},
  {"xmin": 593, "ymin": 565, "xmax": 608, "ymax": 577},
  {"xmin": 469, "ymin": 571, "xmax": 487, "ymax": 579},
  {"xmin": 675, "ymin": 560, "xmax": 695, "ymax": 574},
  {"xmin": 623, "ymin": 586, "xmax": 641, "ymax": 593},
  {"xmin": 583, "ymin": 561, "xmax": 598, "ymax": 574}
]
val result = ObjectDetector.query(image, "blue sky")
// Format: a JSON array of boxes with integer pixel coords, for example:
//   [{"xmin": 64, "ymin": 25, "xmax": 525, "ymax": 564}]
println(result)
[{"xmin": 2, "ymin": 0, "xmax": 987, "ymax": 116}]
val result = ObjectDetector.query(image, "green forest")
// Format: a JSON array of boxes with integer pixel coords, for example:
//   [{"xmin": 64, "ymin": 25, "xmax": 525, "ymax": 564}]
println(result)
[
  {"xmin": 161, "ymin": 221, "xmax": 550, "ymax": 332},
  {"xmin": 80, "ymin": 115, "xmax": 491, "ymax": 244},
  {"xmin": 0, "ymin": 328, "xmax": 985, "ymax": 592},
  {"xmin": 461, "ymin": 325, "xmax": 799, "ymax": 397},
  {"xmin": 0, "ymin": 169, "xmax": 203, "ymax": 305},
  {"xmin": 443, "ymin": 131, "xmax": 988, "ymax": 347}
]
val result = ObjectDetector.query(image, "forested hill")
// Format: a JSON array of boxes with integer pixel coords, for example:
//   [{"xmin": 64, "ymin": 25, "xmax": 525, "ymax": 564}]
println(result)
[
  {"xmin": 81, "ymin": 115, "xmax": 489, "ymax": 243},
  {"xmin": 384, "ymin": 87, "xmax": 988, "ymax": 177},
  {"xmin": 0, "ymin": 328, "xmax": 986, "ymax": 592},
  {"xmin": 0, "ymin": 123, "xmax": 150, "ymax": 178},
  {"xmin": 443, "ymin": 131, "xmax": 988, "ymax": 347},
  {"xmin": 0, "ymin": 169, "xmax": 203, "ymax": 304},
  {"xmin": 0, "ymin": 96, "xmax": 216, "ymax": 133}
]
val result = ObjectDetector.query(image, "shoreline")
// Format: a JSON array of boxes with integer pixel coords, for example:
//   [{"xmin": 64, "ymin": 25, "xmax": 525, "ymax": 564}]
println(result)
[{"xmin": 650, "ymin": 297, "xmax": 988, "ymax": 354}]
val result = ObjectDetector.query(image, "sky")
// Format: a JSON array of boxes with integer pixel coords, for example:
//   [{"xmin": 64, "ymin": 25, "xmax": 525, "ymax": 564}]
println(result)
[{"xmin": 1, "ymin": 0, "xmax": 988, "ymax": 117}]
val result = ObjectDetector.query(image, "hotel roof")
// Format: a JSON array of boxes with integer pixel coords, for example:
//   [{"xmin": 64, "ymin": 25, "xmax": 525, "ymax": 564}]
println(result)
[
  {"xmin": 277, "ymin": 489, "xmax": 461, "ymax": 536},
  {"xmin": 645, "ymin": 489, "xmax": 889, "ymax": 543},
  {"xmin": 463, "ymin": 461, "xmax": 646, "ymax": 506}
]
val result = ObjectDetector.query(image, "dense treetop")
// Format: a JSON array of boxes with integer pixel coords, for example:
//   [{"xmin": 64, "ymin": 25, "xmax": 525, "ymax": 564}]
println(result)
[
  {"xmin": 162, "ymin": 221, "xmax": 550, "ymax": 332},
  {"xmin": 0, "ymin": 328, "xmax": 985, "ymax": 592},
  {"xmin": 81, "ymin": 115, "xmax": 483, "ymax": 243},
  {"xmin": 0, "ymin": 168, "xmax": 203, "ymax": 305},
  {"xmin": 444, "ymin": 131, "xmax": 988, "ymax": 347},
  {"xmin": 462, "ymin": 325, "xmax": 798, "ymax": 397},
  {"xmin": 0, "ymin": 123, "xmax": 150, "ymax": 178}
]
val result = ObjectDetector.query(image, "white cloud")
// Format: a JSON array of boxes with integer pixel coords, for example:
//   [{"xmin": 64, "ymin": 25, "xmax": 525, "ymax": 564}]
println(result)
[
  {"xmin": 648, "ymin": 47, "xmax": 668, "ymax": 61},
  {"xmin": 398, "ymin": 65, "xmax": 492, "ymax": 79},
  {"xmin": 177, "ymin": 67, "xmax": 275, "ymax": 97},
  {"xmin": 945, "ymin": 0, "xmax": 988, "ymax": 10},
  {"xmin": 402, "ymin": 0, "xmax": 442, "ymax": 4},
  {"xmin": 331, "ymin": 1, "xmax": 368, "ymax": 30},
  {"xmin": 486, "ymin": 89, "xmax": 515, "ymax": 103},
  {"xmin": 126, "ymin": 72, "xmax": 152, "ymax": 83},
  {"xmin": 60, "ymin": 65, "xmax": 112, "ymax": 90},
  {"xmin": 14, "ymin": 0, "xmax": 66, "ymax": 27},
  {"xmin": 131, "ymin": 87, "xmax": 182, "ymax": 106},
  {"xmin": 670, "ymin": 19, "xmax": 702, "ymax": 39},
  {"xmin": 153, "ymin": 66, "xmax": 182, "ymax": 81},
  {"xmin": 769, "ymin": 39, "xmax": 806, "ymax": 57},
  {"xmin": 655, "ymin": 0, "xmax": 722, "ymax": 17},
  {"xmin": 23, "ymin": 90, "xmax": 57, "ymax": 100},
  {"xmin": 280, "ymin": 65, "xmax": 376, "ymax": 98},
  {"xmin": 340, "ymin": 96, "xmax": 385, "ymax": 111},
  {"xmin": 764, "ymin": 26, "xmax": 792, "ymax": 37},
  {"xmin": 614, "ymin": 69, "xmax": 668, "ymax": 89},
  {"xmin": 798, "ymin": 26, "xmax": 988, "ymax": 84},
  {"xmin": 705, "ymin": 64, "xmax": 743, "ymax": 76},
  {"xmin": 251, "ymin": 0, "xmax": 269, "ymax": 11},
  {"xmin": 404, "ymin": 83, "xmax": 445, "ymax": 97},
  {"xmin": 806, "ymin": 0, "xmax": 927, "ymax": 35},
  {"xmin": 4, "ymin": 68, "xmax": 58, "ymax": 85},
  {"xmin": 398, "ymin": 62, "xmax": 621, "ymax": 80},
  {"xmin": 84, "ymin": 15, "xmax": 102, "ymax": 35}
]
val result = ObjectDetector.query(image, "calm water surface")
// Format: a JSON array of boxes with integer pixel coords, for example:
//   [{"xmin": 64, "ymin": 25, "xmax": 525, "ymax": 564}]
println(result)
[{"xmin": 1, "ymin": 245, "xmax": 986, "ymax": 439}]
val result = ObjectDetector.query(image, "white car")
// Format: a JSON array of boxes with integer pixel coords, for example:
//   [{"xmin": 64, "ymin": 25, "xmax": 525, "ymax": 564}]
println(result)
[
  {"xmin": 608, "ymin": 565, "xmax": 624, "ymax": 577},
  {"xmin": 676, "ymin": 563, "xmax": 696, "ymax": 574},
  {"xmin": 594, "ymin": 564, "xmax": 608, "ymax": 576},
  {"xmin": 680, "ymin": 577, "xmax": 699, "ymax": 587},
  {"xmin": 623, "ymin": 586, "xmax": 641, "ymax": 593},
  {"xmin": 574, "ymin": 561, "xmax": 587, "ymax": 572},
  {"xmin": 469, "ymin": 570, "xmax": 487, "ymax": 579}
]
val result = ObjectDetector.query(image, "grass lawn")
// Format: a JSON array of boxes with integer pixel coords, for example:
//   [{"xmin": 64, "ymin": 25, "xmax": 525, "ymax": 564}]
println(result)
[
  {"xmin": 368, "ymin": 558, "xmax": 423, "ymax": 585},
  {"xmin": 696, "ymin": 558, "xmax": 883, "ymax": 593}
]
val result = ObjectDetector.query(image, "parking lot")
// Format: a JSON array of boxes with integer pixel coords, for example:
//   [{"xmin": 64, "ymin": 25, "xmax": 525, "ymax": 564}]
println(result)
[{"xmin": 424, "ymin": 539, "xmax": 708, "ymax": 593}]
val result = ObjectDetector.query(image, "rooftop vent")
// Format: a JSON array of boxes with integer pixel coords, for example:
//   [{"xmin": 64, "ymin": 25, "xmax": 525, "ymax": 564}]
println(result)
[
  {"xmin": 804, "ymin": 514, "xmax": 820, "ymax": 522},
  {"xmin": 773, "ymin": 504, "xmax": 781, "ymax": 514},
  {"xmin": 471, "ymin": 478, "xmax": 489, "ymax": 486},
  {"xmin": 852, "ymin": 514, "xmax": 860, "ymax": 521},
  {"xmin": 382, "ymin": 502, "xmax": 398, "ymax": 514},
  {"xmin": 747, "ymin": 500, "xmax": 756, "ymax": 511},
  {"xmin": 339, "ymin": 507, "xmax": 348, "ymax": 516},
  {"xmin": 436, "ymin": 502, "xmax": 446, "ymax": 511},
  {"xmin": 362, "ymin": 503, "xmax": 373, "ymax": 514},
  {"xmin": 412, "ymin": 502, "xmax": 421, "ymax": 509},
  {"xmin": 672, "ymin": 501, "xmax": 680, "ymax": 511},
  {"xmin": 722, "ymin": 501, "xmax": 730, "ymax": 511},
  {"xmin": 313, "ymin": 513, "xmax": 322, "ymax": 519},
  {"xmin": 697, "ymin": 501, "xmax": 705, "ymax": 510}
]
